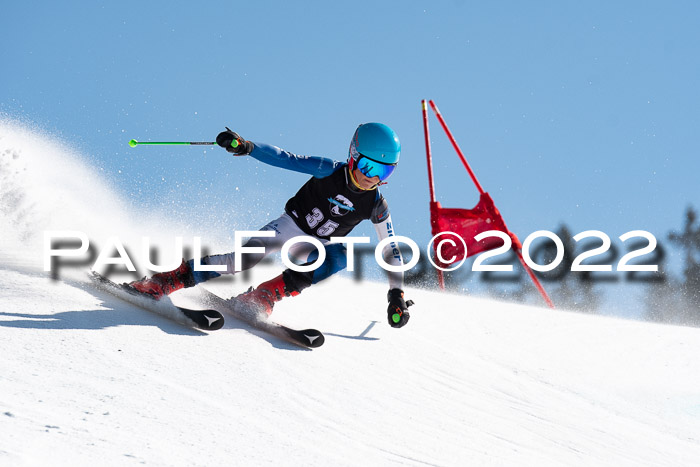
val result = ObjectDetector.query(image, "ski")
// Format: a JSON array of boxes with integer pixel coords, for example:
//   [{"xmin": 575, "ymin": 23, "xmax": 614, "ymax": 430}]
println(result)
[
  {"xmin": 198, "ymin": 288, "xmax": 324, "ymax": 348},
  {"xmin": 88, "ymin": 271, "xmax": 225, "ymax": 331}
]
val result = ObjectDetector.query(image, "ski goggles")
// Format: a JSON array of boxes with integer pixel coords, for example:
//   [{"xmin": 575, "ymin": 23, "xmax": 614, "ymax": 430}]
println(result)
[{"xmin": 354, "ymin": 154, "xmax": 397, "ymax": 182}]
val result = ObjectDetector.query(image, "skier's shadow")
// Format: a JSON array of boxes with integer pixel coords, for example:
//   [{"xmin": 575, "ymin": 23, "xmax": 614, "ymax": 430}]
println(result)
[
  {"xmin": 324, "ymin": 320, "xmax": 380, "ymax": 341},
  {"xmin": 0, "ymin": 269, "xmax": 208, "ymax": 335},
  {"xmin": 0, "ymin": 308, "xmax": 206, "ymax": 336},
  {"xmin": 0, "ymin": 284, "xmax": 208, "ymax": 337}
]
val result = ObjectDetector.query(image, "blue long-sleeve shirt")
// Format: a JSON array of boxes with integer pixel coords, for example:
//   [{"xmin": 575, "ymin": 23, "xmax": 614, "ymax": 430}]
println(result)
[{"xmin": 250, "ymin": 142, "xmax": 344, "ymax": 178}]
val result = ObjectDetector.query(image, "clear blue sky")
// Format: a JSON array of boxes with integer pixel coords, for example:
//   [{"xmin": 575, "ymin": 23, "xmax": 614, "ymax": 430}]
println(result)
[{"xmin": 2, "ymin": 1, "xmax": 699, "ymax": 297}]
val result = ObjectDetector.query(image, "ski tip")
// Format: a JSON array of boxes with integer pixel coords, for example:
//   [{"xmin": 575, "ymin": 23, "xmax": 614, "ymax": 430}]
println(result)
[
  {"xmin": 178, "ymin": 308, "xmax": 225, "ymax": 331},
  {"xmin": 298, "ymin": 329, "xmax": 325, "ymax": 348}
]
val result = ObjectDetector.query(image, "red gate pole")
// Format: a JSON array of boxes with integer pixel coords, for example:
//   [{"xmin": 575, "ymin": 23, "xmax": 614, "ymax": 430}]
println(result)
[
  {"xmin": 429, "ymin": 100, "xmax": 485, "ymax": 195},
  {"xmin": 422, "ymin": 100, "xmax": 437, "ymax": 205},
  {"xmin": 422, "ymin": 100, "xmax": 445, "ymax": 290},
  {"xmin": 515, "ymin": 250, "xmax": 556, "ymax": 309},
  {"xmin": 427, "ymin": 100, "xmax": 555, "ymax": 309}
]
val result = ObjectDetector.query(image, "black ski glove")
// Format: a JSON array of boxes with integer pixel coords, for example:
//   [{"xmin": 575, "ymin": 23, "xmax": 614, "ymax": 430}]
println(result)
[
  {"xmin": 216, "ymin": 127, "xmax": 254, "ymax": 155},
  {"xmin": 387, "ymin": 288, "xmax": 414, "ymax": 328}
]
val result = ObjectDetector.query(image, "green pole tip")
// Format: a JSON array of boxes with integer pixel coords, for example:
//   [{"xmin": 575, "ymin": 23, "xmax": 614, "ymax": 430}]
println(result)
[
  {"xmin": 129, "ymin": 139, "xmax": 138, "ymax": 147},
  {"xmin": 231, "ymin": 140, "xmax": 239, "ymax": 148},
  {"xmin": 392, "ymin": 313, "xmax": 401, "ymax": 324}
]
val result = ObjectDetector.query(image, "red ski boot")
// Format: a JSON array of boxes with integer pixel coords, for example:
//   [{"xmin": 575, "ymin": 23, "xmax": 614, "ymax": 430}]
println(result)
[
  {"xmin": 235, "ymin": 273, "xmax": 300, "ymax": 317},
  {"xmin": 128, "ymin": 260, "xmax": 195, "ymax": 299}
]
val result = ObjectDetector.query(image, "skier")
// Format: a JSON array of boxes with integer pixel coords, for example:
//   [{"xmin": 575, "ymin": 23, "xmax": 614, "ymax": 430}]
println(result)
[{"xmin": 128, "ymin": 123, "xmax": 413, "ymax": 328}]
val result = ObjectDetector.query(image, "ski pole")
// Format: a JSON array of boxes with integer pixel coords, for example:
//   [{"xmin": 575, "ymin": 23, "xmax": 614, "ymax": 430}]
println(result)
[{"xmin": 128, "ymin": 139, "xmax": 240, "ymax": 149}]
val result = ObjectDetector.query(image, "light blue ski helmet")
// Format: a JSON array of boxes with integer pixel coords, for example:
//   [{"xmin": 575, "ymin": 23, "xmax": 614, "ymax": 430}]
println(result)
[{"xmin": 348, "ymin": 123, "xmax": 401, "ymax": 182}]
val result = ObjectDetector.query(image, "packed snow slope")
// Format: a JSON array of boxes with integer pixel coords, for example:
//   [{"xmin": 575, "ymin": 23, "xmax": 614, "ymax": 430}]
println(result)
[{"xmin": 2, "ymin": 122, "xmax": 700, "ymax": 466}]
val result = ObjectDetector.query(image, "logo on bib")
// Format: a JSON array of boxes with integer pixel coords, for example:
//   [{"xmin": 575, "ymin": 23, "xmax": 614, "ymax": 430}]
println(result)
[{"xmin": 328, "ymin": 194, "xmax": 355, "ymax": 217}]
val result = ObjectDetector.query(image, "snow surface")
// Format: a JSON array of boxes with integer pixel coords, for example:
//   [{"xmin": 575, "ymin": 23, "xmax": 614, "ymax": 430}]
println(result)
[{"xmin": 2, "ymin": 122, "xmax": 700, "ymax": 466}]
